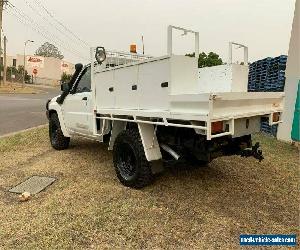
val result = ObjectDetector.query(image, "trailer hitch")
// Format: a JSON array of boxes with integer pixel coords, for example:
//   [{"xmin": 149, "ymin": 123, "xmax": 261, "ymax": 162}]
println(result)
[{"xmin": 241, "ymin": 142, "xmax": 264, "ymax": 162}]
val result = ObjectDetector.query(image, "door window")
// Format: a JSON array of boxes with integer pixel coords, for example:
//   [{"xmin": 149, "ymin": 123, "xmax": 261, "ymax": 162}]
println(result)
[{"xmin": 75, "ymin": 67, "xmax": 91, "ymax": 93}]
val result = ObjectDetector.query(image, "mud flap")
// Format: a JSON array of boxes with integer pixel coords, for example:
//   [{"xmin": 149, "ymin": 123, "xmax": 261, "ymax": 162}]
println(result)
[{"xmin": 137, "ymin": 123, "xmax": 162, "ymax": 161}]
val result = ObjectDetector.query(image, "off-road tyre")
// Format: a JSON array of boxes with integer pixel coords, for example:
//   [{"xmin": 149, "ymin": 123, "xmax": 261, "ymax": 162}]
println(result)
[
  {"xmin": 49, "ymin": 113, "xmax": 70, "ymax": 150},
  {"xmin": 113, "ymin": 129, "xmax": 153, "ymax": 188}
]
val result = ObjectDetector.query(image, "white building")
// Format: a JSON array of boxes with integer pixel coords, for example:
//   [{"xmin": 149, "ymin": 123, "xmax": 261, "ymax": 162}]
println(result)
[{"xmin": 2, "ymin": 54, "xmax": 75, "ymax": 86}]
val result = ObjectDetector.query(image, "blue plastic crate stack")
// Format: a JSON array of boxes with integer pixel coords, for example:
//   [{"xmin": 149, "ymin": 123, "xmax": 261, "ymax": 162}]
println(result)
[
  {"xmin": 248, "ymin": 55, "xmax": 288, "ymax": 136},
  {"xmin": 260, "ymin": 117, "xmax": 278, "ymax": 137}
]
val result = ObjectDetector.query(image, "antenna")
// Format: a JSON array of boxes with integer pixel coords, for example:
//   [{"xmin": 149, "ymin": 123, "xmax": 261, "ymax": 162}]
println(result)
[{"xmin": 141, "ymin": 35, "xmax": 145, "ymax": 55}]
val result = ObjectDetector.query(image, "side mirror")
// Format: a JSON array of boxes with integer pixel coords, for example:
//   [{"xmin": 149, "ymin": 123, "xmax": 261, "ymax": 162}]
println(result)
[{"xmin": 61, "ymin": 82, "xmax": 70, "ymax": 92}]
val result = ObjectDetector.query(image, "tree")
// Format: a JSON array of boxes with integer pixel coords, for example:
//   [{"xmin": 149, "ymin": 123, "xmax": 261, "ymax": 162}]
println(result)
[
  {"xmin": 35, "ymin": 42, "xmax": 64, "ymax": 59},
  {"xmin": 16, "ymin": 66, "xmax": 31, "ymax": 83},
  {"xmin": 3, "ymin": 66, "xmax": 31, "ymax": 83},
  {"xmin": 186, "ymin": 52, "xmax": 223, "ymax": 68},
  {"xmin": 6, "ymin": 66, "xmax": 18, "ymax": 81},
  {"xmin": 61, "ymin": 72, "xmax": 73, "ymax": 84}
]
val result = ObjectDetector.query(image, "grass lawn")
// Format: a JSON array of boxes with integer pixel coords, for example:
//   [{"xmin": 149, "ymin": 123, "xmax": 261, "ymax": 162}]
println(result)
[
  {"xmin": 0, "ymin": 83, "xmax": 42, "ymax": 94},
  {"xmin": 0, "ymin": 128, "xmax": 299, "ymax": 249}
]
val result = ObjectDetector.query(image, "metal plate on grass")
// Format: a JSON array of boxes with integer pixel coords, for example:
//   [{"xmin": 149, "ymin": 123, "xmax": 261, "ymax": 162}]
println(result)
[{"xmin": 9, "ymin": 176, "xmax": 56, "ymax": 195}]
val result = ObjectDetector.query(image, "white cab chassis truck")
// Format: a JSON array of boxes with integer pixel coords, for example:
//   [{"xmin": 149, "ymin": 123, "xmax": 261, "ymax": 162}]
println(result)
[{"xmin": 46, "ymin": 26, "xmax": 284, "ymax": 188}]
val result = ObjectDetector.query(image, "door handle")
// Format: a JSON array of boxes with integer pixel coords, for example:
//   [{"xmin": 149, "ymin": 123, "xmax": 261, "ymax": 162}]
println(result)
[{"xmin": 82, "ymin": 97, "xmax": 88, "ymax": 101}]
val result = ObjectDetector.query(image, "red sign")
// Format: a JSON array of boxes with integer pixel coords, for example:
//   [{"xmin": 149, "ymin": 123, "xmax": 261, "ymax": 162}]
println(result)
[
  {"xmin": 28, "ymin": 57, "xmax": 42, "ymax": 63},
  {"xmin": 33, "ymin": 68, "xmax": 38, "ymax": 75},
  {"xmin": 26, "ymin": 56, "xmax": 44, "ymax": 68}
]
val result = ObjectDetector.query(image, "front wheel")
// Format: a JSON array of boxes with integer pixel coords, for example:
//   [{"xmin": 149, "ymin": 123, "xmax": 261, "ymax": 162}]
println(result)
[
  {"xmin": 49, "ymin": 113, "xmax": 70, "ymax": 150},
  {"xmin": 113, "ymin": 129, "xmax": 153, "ymax": 188}
]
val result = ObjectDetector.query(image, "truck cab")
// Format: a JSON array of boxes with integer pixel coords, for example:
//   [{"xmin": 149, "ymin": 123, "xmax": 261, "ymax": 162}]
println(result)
[{"xmin": 62, "ymin": 65, "xmax": 94, "ymax": 136}]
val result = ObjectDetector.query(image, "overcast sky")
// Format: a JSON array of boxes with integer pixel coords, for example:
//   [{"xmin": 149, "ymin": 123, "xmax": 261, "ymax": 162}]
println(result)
[{"xmin": 4, "ymin": 0, "xmax": 296, "ymax": 64}]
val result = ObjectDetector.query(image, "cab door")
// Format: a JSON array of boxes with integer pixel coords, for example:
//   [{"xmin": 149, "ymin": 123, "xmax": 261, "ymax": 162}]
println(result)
[{"xmin": 63, "ymin": 66, "xmax": 92, "ymax": 135}]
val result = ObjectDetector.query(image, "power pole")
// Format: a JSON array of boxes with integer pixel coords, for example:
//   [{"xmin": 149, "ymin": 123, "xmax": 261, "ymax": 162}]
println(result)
[
  {"xmin": 0, "ymin": 0, "xmax": 4, "ymax": 86},
  {"xmin": 3, "ymin": 35, "xmax": 6, "ymax": 85}
]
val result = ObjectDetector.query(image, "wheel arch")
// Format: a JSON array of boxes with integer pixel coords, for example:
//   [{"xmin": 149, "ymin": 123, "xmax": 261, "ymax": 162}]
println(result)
[{"xmin": 48, "ymin": 102, "xmax": 70, "ymax": 137}]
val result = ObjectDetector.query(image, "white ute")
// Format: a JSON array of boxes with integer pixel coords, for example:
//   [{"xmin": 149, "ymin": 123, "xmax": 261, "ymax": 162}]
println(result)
[{"xmin": 46, "ymin": 26, "xmax": 284, "ymax": 188}]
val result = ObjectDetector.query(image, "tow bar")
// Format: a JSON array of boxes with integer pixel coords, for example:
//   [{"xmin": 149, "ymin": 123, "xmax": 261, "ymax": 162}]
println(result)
[{"xmin": 241, "ymin": 142, "xmax": 264, "ymax": 162}]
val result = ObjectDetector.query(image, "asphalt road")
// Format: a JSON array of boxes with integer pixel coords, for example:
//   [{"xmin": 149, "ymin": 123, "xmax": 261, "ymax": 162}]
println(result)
[{"xmin": 0, "ymin": 87, "xmax": 60, "ymax": 136}]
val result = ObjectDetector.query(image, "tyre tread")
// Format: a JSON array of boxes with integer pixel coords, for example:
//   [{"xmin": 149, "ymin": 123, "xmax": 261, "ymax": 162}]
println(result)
[
  {"xmin": 49, "ymin": 113, "xmax": 70, "ymax": 150},
  {"xmin": 113, "ymin": 129, "xmax": 153, "ymax": 188}
]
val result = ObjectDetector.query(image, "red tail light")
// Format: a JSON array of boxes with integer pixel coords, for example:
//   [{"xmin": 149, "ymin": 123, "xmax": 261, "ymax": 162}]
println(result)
[{"xmin": 211, "ymin": 121, "xmax": 223, "ymax": 134}]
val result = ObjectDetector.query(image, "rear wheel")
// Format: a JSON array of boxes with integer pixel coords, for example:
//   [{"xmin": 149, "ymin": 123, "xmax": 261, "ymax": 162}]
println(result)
[
  {"xmin": 113, "ymin": 129, "xmax": 153, "ymax": 188},
  {"xmin": 49, "ymin": 113, "xmax": 70, "ymax": 150}
]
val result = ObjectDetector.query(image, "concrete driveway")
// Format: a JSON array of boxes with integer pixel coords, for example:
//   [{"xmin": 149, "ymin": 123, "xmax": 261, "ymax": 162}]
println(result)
[{"xmin": 0, "ymin": 87, "xmax": 60, "ymax": 136}]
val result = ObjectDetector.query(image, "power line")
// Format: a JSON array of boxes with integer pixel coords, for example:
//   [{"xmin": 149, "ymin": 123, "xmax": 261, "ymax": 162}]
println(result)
[
  {"xmin": 6, "ymin": 10, "xmax": 89, "ymax": 62},
  {"xmin": 32, "ymin": 0, "xmax": 91, "ymax": 48},
  {"xmin": 23, "ymin": 0, "xmax": 89, "ymax": 57},
  {"xmin": 8, "ymin": 2, "xmax": 88, "ymax": 59},
  {"xmin": 23, "ymin": 0, "xmax": 89, "ymax": 51},
  {"xmin": 6, "ymin": 3, "xmax": 89, "ymax": 61}
]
